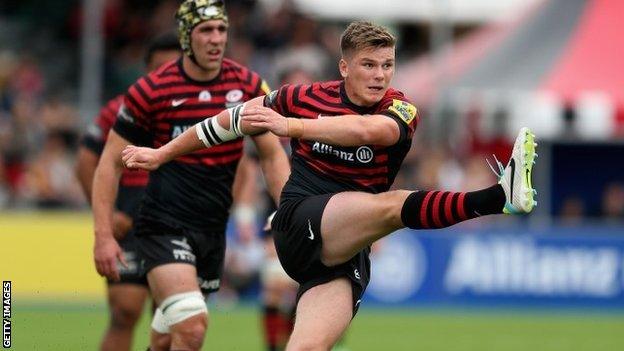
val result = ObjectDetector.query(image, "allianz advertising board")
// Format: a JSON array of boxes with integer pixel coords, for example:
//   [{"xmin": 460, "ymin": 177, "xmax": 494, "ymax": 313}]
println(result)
[{"xmin": 365, "ymin": 225, "xmax": 624, "ymax": 307}]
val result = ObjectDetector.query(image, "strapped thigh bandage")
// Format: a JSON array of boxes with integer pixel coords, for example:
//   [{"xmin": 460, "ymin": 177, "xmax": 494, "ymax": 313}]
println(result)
[
  {"xmin": 155, "ymin": 291, "xmax": 207, "ymax": 330},
  {"xmin": 196, "ymin": 103, "xmax": 246, "ymax": 147}
]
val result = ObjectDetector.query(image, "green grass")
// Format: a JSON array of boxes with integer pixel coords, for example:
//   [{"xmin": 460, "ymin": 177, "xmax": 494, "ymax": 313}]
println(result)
[{"xmin": 10, "ymin": 303, "xmax": 624, "ymax": 350}]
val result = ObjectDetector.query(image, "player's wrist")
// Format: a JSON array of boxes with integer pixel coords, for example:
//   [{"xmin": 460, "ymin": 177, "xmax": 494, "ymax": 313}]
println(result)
[
  {"xmin": 158, "ymin": 145, "xmax": 174, "ymax": 165},
  {"xmin": 287, "ymin": 118, "xmax": 304, "ymax": 138},
  {"xmin": 94, "ymin": 227, "xmax": 116, "ymax": 241}
]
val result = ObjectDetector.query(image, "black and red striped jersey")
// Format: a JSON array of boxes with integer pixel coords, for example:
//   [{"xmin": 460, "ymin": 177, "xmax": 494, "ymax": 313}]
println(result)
[
  {"xmin": 264, "ymin": 80, "xmax": 418, "ymax": 202},
  {"xmin": 113, "ymin": 57, "xmax": 270, "ymax": 232},
  {"xmin": 82, "ymin": 95, "xmax": 149, "ymax": 189}
]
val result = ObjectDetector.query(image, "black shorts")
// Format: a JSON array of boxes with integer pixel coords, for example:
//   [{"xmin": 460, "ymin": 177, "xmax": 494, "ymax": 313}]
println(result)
[
  {"xmin": 272, "ymin": 194, "xmax": 371, "ymax": 316},
  {"xmin": 135, "ymin": 218, "xmax": 226, "ymax": 294},
  {"xmin": 107, "ymin": 228, "xmax": 149, "ymax": 286}
]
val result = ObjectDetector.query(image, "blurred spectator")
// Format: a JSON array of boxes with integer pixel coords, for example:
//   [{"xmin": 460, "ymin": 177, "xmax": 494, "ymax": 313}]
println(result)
[
  {"xmin": 465, "ymin": 105, "xmax": 512, "ymax": 164},
  {"xmin": 1, "ymin": 94, "xmax": 40, "ymax": 202},
  {"xmin": 559, "ymin": 195, "xmax": 586, "ymax": 225},
  {"xmin": 601, "ymin": 182, "xmax": 624, "ymax": 222},
  {"xmin": 0, "ymin": 155, "xmax": 9, "ymax": 208},
  {"xmin": 40, "ymin": 94, "xmax": 79, "ymax": 135},
  {"xmin": 461, "ymin": 154, "xmax": 497, "ymax": 191},
  {"xmin": 9, "ymin": 54, "xmax": 45, "ymax": 100},
  {"xmin": 560, "ymin": 103, "xmax": 580, "ymax": 140},
  {"xmin": 0, "ymin": 51, "xmax": 18, "ymax": 112},
  {"xmin": 271, "ymin": 14, "xmax": 332, "ymax": 83},
  {"xmin": 22, "ymin": 130, "xmax": 84, "ymax": 209}
]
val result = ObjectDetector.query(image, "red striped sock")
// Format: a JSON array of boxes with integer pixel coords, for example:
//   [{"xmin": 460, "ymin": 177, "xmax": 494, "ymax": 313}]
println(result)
[{"xmin": 401, "ymin": 185, "xmax": 505, "ymax": 229}]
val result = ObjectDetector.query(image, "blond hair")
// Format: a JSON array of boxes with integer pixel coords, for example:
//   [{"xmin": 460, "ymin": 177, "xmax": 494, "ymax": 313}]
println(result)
[{"xmin": 340, "ymin": 21, "xmax": 396, "ymax": 57}]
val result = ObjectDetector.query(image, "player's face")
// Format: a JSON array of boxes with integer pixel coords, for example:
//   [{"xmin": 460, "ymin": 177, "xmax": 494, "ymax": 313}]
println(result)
[
  {"xmin": 340, "ymin": 46, "xmax": 395, "ymax": 107},
  {"xmin": 146, "ymin": 50, "xmax": 181, "ymax": 72},
  {"xmin": 191, "ymin": 19, "xmax": 228, "ymax": 71}
]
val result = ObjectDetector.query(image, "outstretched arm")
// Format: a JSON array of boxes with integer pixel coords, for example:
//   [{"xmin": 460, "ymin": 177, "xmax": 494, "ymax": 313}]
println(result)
[
  {"xmin": 122, "ymin": 96, "xmax": 267, "ymax": 170},
  {"xmin": 242, "ymin": 105, "xmax": 401, "ymax": 146}
]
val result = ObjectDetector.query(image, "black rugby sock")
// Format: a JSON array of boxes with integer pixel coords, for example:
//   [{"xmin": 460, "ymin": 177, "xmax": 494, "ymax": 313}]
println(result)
[{"xmin": 401, "ymin": 185, "xmax": 505, "ymax": 229}]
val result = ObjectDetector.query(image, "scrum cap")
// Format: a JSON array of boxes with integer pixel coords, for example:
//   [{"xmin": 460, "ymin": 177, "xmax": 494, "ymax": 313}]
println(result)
[{"xmin": 175, "ymin": 0, "xmax": 228, "ymax": 58}]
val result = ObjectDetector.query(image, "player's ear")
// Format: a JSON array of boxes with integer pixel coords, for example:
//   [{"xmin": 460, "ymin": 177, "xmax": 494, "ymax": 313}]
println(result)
[{"xmin": 339, "ymin": 58, "xmax": 348, "ymax": 78}]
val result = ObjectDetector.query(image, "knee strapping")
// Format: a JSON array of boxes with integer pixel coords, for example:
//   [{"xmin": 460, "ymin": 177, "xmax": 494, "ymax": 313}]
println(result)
[
  {"xmin": 196, "ymin": 103, "xmax": 246, "ymax": 147},
  {"xmin": 156, "ymin": 291, "xmax": 207, "ymax": 330},
  {"xmin": 151, "ymin": 307, "xmax": 169, "ymax": 333}
]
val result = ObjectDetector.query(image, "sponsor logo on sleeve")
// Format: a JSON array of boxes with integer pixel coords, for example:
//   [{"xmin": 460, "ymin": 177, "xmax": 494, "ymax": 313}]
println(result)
[
  {"xmin": 266, "ymin": 90, "xmax": 278, "ymax": 106},
  {"xmin": 388, "ymin": 99, "xmax": 417, "ymax": 125}
]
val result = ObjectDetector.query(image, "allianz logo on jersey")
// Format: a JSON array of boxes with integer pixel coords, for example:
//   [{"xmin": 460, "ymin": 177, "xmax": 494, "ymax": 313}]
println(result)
[{"xmin": 311, "ymin": 142, "xmax": 374, "ymax": 163}]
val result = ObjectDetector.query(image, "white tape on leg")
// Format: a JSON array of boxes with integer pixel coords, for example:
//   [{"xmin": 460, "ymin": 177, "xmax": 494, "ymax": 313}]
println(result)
[
  {"xmin": 151, "ymin": 307, "xmax": 170, "ymax": 333},
  {"xmin": 160, "ymin": 291, "xmax": 208, "ymax": 327}
]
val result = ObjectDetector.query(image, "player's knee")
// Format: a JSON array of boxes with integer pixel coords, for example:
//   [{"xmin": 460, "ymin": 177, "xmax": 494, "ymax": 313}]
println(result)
[
  {"xmin": 172, "ymin": 317, "xmax": 207, "ymax": 350},
  {"xmin": 376, "ymin": 190, "xmax": 411, "ymax": 223},
  {"xmin": 149, "ymin": 330, "xmax": 171, "ymax": 351},
  {"xmin": 161, "ymin": 291, "xmax": 207, "ymax": 324},
  {"xmin": 154, "ymin": 291, "xmax": 207, "ymax": 336},
  {"xmin": 110, "ymin": 302, "xmax": 142, "ymax": 330}
]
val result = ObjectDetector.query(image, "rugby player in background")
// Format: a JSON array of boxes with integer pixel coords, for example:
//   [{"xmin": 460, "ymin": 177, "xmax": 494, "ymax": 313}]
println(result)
[
  {"xmin": 258, "ymin": 67, "xmax": 314, "ymax": 351},
  {"xmin": 122, "ymin": 20, "xmax": 538, "ymax": 350},
  {"xmin": 91, "ymin": 1, "xmax": 290, "ymax": 350},
  {"xmin": 75, "ymin": 32, "xmax": 180, "ymax": 351}
]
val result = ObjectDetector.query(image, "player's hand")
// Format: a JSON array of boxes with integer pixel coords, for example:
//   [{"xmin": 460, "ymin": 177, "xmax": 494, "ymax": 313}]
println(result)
[
  {"xmin": 242, "ymin": 106, "xmax": 288, "ymax": 137},
  {"xmin": 121, "ymin": 145, "xmax": 163, "ymax": 171},
  {"xmin": 112, "ymin": 211, "xmax": 133, "ymax": 240},
  {"xmin": 93, "ymin": 236, "xmax": 128, "ymax": 282}
]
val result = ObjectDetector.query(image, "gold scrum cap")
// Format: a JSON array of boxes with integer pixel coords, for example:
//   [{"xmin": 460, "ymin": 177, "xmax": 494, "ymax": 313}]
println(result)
[{"xmin": 175, "ymin": 0, "xmax": 228, "ymax": 58}]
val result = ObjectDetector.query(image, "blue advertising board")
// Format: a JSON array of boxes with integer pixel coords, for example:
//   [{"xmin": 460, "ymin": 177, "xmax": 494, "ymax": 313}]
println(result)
[{"xmin": 365, "ymin": 224, "xmax": 624, "ymax": 308}]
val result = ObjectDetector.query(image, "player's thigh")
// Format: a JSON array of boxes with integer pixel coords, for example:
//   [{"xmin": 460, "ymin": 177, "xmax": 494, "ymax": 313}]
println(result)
[
  {"xmin": 147, "ymin": 263, "xmax": 201, "ymax": 304},
  {"xmin": 319, "ymin": 190, "xmax": 410, "ymax": 264},
  {"xmin": 322, "ymin": 190, "xmax": 410, "ymax": 239},
  {"xmin": 288, "ymin": 277, "xmax": 353, "ymax": 350}
]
